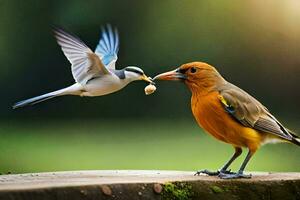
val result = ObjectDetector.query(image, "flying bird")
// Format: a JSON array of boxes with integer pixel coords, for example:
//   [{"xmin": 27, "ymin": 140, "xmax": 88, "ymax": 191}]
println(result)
[
  {"xmin": 154, "ymin": 62, "xmax": 300, "ymax": 179},
  {"xmin": 13, "ymin": 25, "xmax": 153, "ymax": 109}
]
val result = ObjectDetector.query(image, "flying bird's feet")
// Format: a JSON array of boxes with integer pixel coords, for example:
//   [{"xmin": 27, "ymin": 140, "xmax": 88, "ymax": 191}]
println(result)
[
  {"xmin": 194, "ymin": 169, "xmax": 235, "ymax": 176},
  {"xmin": 218, "ymin": 171, "xmax": 252, "ymax": 179}
]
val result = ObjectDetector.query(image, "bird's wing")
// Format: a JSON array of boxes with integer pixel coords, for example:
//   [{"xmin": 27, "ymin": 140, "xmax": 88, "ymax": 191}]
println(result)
[
  {"xmin": 53, "ymin": 27, "xmax": 110, "ymax": 85},
  {"xmin": 95, "ymin": 25, "xmax": 119, "ymax": 70},
  {"xmin": 218, "ymin": 83, "xmax": 294, "ymax": 141}
]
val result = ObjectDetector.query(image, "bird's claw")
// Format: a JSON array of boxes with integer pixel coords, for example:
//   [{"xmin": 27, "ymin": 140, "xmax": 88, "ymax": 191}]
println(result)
[
  {"xmin": 194, "ymin": 169, "xmax": 234, "ymax": 176},
  {"xmin": 218, "ymin": 172, "xmax": 252, "ymax": 179},
  {"xmin": 220, "ymin": 169, "xmax": 236, "ymax": 175},
  {"xmin": 194, "ymin": 169, "xmax": 219, "ymax": 176}
]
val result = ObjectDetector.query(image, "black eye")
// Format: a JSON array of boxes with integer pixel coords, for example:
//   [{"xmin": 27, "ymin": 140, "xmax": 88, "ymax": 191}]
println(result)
[{"xmin": 190, "ymin": 67, "xmax": 197, "ymax": 73}]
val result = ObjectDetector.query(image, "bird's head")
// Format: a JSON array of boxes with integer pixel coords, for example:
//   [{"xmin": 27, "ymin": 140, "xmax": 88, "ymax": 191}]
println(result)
[
  {"xmin": 124, "ymin": 66, "xmax": 154, "ymax": 83},
  {"xmin": 154, "ymin": 62, "xmax": 226, "ymax": 93}
]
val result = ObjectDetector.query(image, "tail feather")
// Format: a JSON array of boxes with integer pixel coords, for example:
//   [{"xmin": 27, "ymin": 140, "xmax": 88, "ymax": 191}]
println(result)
[
  {"xmin": 289, "ymin": 131, "xmax": 300, "ymax": 146},
  {"xmin": 13, "ymin": 91, "xmax": 60, "ymax": 109},
  {"xmin": 292, "ymin": 138, "xmax": 300, "ymax": 146},
  {"xmin": 13, "ymin": 84, "xmax": 83, "ymax": 109}
]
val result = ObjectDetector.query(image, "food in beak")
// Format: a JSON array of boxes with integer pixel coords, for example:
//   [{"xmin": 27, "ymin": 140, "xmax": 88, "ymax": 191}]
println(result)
[
  {"xmin": 144, "ymin": 84, "xmax": 156, "ymax": 95},
  {"xmin": 142, "ymin": 75, "xmax": 155, "ymax": 84}
]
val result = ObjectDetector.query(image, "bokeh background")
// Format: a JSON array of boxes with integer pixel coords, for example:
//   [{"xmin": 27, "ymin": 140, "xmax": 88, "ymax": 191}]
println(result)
[{"xmin": 0, "ymin": 0, "xmax": 299, "ymax": 173}]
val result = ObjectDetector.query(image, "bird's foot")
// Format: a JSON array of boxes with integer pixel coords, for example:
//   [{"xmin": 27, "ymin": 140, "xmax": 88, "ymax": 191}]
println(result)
[
  {"xmin": 194, "ymin": 169, "xmax": 219, "ymax": 176},
  {"xmin": 194, "ymin": 169, "xmax": 235, "ymax": 176},
  {"xmin": 218, "ymin": 171, "xmax": 252, "ymax": 179}
]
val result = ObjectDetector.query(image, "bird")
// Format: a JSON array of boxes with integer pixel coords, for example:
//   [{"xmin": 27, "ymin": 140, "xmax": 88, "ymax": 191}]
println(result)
[
  {"xmin": 13, "ymin": 25, "xmax": 153, "ymax": 109},
  {"xmin": 154, "ymin": 61, "xmax": 300, "ymax": 179}
]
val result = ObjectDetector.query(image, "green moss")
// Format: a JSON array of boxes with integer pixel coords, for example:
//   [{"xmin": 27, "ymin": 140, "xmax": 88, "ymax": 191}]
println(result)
[
  {"xmin": 162, "ymin": 182, "xmax": 193, "ymax": 200},
  {"xmin": 210, "ymin": 185, "xmax": 224, "ymax": 193},
  {"xmin": 223, "ymin": 185, "xmax": 237, "ymax": 192}
]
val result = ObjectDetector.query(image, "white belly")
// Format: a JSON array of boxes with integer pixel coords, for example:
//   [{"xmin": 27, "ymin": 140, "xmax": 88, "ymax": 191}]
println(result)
[{"xmin": 82, "ymin": 76, "xmax": 129, "ymax": 96}]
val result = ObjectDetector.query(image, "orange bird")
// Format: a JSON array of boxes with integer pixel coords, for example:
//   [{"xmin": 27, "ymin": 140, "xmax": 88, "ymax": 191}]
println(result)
[{"xmin": 154, "ymin": 62, "xmax": 300, "ymax": 179}]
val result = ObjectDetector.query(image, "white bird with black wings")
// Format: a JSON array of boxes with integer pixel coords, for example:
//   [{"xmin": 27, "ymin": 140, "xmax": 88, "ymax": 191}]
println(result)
[{"xmin": 13, "ymin": 25, "xmax": 153, "ymax": 109}]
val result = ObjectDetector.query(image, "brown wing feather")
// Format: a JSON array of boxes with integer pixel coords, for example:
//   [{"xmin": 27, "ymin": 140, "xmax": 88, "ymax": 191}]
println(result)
[{"xmin": 218, "ymin": 83, "xmax": 294, "ymax": 141}]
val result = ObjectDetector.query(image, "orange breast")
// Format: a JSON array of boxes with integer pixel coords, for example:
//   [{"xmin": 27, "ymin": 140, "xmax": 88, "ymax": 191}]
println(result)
[{"xmin": 191, "ymin": 91, "xmax": 263, "ymax": 150}]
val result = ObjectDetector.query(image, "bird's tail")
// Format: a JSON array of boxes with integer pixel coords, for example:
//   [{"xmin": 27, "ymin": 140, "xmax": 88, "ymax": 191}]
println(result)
[
  {"xmin": 13, "ymin": 84, "xmax": 81, "ymax": 109},
  {"xmin": 13, "ymin": 89, "xmax": 64, "ymax": 109},
  {"xmin": 289, "ymin": 131, "xmax": 300, "ymax": 147}
]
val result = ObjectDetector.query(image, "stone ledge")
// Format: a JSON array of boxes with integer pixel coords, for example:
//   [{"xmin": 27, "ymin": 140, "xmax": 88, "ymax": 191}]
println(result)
[{"xmin": 0, "ymin": 170, "xmax": 299, "ymax": 200}]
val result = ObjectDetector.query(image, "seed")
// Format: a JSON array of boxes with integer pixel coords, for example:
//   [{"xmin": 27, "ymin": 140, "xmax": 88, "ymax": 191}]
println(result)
[{"xmin": 144, "ymin": 84, "xmax": 156, "ymax": 95}]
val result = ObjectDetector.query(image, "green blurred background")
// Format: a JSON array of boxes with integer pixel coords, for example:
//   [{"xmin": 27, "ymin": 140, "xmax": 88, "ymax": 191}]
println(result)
[{"xmin": 0, "ymin": 0, "xmax": 299, "ymax": 173}]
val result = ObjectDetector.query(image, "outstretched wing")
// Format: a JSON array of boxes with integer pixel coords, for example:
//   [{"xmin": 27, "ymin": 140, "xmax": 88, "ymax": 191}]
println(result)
[
  {"xmin": 95, "ymin": 25, "xmax": 119, "ymax": 70},
  {"xmin": 218, "ymin": 83, "xmax": 294, "ymax": 141},
  {"xmin": 53, "ymin": 27, "xmax": 110, "ymax": 85}
]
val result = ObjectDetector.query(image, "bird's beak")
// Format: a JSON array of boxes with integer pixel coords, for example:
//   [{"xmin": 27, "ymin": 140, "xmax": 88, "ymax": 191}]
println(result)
[
  {"xmin": 141, "ymin": 74, "xmax": 155, "ymax": 84},
  {"xmin": 153, "ymin": 69, "xmax": 186, "ymax": 81}
]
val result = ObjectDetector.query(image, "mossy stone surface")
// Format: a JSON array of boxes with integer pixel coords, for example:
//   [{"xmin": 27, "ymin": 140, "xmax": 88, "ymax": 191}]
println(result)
[
  {"xmin": 162, "ymin": 182, "xmax": 193, "ymax": 200},
  {"xmin": 0, "ymin": 170, "xmax": 299, "ymax": 200}
]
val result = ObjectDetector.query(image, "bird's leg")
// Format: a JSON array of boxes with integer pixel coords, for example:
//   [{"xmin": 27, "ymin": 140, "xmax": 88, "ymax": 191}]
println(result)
[
  {"xmin": 218, "ymin": 149, "xmax": 254, "ymax": 179},
  {"xmin": 195, "ymin": 147, "xmax": 242, "ymax": 176},
  {"xmin": 218, "ymin": 147, "xmax": 242, "ymax": 174}
]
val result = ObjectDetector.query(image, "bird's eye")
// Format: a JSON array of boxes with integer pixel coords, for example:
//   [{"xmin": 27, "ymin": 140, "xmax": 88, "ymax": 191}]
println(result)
[{"xmin": 190, "ymin": 67, "xmax": 197, "ymax": 73}]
